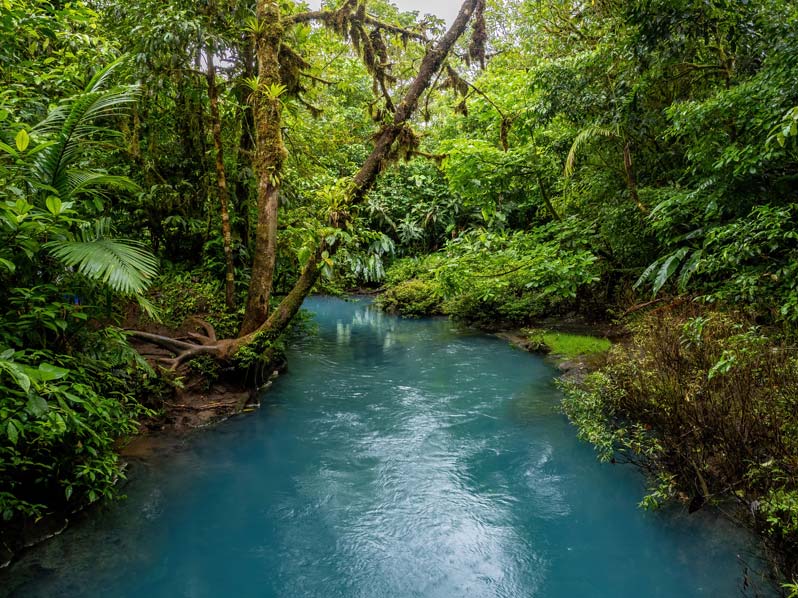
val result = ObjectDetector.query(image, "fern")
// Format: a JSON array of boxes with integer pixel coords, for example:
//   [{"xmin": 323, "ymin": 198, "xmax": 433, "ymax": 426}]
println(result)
[
  {"xmin": 564, "ymin": 124, "xmax": 620, "ymax": 177},
  {"xmin": 45, "ymin": 217, "xmax": 159, "ymax": 298},
  {"xmin": 47, "ymin": 238, "xmax": 159, "ymax": 295}
]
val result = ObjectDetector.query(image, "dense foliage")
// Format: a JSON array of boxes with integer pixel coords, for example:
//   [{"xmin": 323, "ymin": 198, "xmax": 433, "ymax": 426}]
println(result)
[
  {"xmin": 2, "ymin": 0, "xmax": 798, "ymax": 588},
  {"xmin": 0, "ymin": 7, "xmax": 161, "ymax": 529}
]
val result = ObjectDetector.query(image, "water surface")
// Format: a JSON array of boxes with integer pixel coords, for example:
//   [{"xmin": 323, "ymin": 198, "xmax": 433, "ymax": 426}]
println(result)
[{"xmin": 2, "ymin": 297, "xmax": 770, "ymax": 596}]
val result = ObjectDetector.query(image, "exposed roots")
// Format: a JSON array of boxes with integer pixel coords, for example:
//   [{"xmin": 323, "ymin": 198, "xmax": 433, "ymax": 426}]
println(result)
[{"xmin": 126, "ymin": 319, "xmax": 238, "ymax": 370}]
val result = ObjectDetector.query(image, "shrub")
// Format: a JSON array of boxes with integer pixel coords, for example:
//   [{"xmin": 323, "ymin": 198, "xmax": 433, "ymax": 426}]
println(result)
[
  {"xmin": 562, "ymin": 307, "xmax": 798, "ymax": 576},
  {"xmin": 0, "ymin": 334, "xmax": 152, "ymax": 524},
  {"xmin": 147, "ymin": 269, "xmax": 242, "ymax": 338},
  {"xmin": 379, "ymin": 223, "xmax": 603, "ymax": 326},
  {"xmin": 377, "ymin": 279, "xmax": 443, "ymax": 318}
]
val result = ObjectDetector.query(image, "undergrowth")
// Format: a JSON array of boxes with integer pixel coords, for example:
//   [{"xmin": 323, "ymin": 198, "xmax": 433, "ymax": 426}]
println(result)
[{"xmin": 561, "ymin": 306, "xmax": 798, "ymax": 581}]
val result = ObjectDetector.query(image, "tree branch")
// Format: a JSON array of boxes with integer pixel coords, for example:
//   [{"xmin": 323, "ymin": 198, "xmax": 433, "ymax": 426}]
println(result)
[{"xmin": 287, "ymin": 10, "xmax": 427, "ymax": 41}]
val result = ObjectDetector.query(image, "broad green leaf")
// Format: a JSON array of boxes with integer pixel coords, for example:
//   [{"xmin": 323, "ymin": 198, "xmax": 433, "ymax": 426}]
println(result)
[
  {"xmin": 652, "ymin": 248, "xmax": 689, "ymax": 295},
  {"xmin": 6, "ymin": 420, "xmax": 18, "ymax": 445},
  {"xmin": 37, "ymin": 363, "xmax": 69, "ymax": 381},
  {"xmin": 9, "ymin": 368, "xmax": 30, "ymax": 392},
  {"xmin": 297, "ymin": 246, "xmax": 311, "ymax": 266},
  {"xmin": 0, "ymin": 258, "xmax": 15, "ymax": 273},
  {"xmin": 45, "ymin": 196, "xmax": 63, "ymax": 215},
  {"xmin": 26, "ymin": 395, "xmax": 49, "ymax": 417},
  {"xmin": 15, "ymin": 129, "xmax": 29, "ymax": 152}
]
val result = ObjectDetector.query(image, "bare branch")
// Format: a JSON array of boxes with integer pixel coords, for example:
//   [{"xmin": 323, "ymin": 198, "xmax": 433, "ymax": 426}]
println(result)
[{"xmin": 287, "ymin": 10, "xmax": 427, "ymax": 41}]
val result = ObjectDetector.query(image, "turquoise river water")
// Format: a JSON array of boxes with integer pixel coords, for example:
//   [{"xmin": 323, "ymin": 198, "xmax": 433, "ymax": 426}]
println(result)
[{"xmin": 1, "ymin": 297, "xmax": 773, "ymax": 597}]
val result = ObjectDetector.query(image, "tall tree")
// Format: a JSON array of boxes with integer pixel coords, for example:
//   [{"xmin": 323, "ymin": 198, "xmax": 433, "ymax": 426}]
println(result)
[
  {"xmin": 206, "ymin": 47, "xmax": 237, "ymax": 309},
  {"xmin": 132, "ymin": 0, "xmax": 485, "ymax": 363}
]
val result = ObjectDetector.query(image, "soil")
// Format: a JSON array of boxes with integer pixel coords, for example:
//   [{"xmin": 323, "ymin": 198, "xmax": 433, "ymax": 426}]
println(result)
[{"xmin": 123, "ymin": 309, "xmax": 286, "ymax": 436}]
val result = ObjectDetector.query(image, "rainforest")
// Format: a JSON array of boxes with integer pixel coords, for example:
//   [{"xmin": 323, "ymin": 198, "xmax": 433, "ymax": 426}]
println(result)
[{"xmin": 1, "ymin": 0, "xmax": 797, "ymax": 596}]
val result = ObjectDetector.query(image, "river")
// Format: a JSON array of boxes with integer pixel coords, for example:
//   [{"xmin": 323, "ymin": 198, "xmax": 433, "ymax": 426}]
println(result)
[{"xmin": 1, "ymin": 297, "xmax": 771, "ymax": 597}]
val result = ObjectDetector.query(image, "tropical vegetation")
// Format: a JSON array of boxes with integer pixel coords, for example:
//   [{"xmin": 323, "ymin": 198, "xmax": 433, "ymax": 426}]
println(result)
[{"xmin": 1, "ymin": 0, "xmax": 798, "ymax": 590}]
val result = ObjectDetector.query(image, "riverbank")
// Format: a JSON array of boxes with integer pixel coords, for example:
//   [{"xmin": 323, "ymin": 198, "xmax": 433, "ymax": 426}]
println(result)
[
  {"xmin": 0, "ymin": 311, "xmax": 286, "ymax": 569},
  {"xmin": 1, "ymin": 296, "xmax": 765, "ymax": 597},
  {"xmin": 559, "ymin": 306, "xmax": 798, "ymax": 588},
  {"xmin": 495, "ymin": 322, "xmax": 621, "ymax": 384}
]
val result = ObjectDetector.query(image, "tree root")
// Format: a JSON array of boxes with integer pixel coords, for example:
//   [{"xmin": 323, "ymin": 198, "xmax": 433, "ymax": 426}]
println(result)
[{"xmin": 125, "ymin": 329, "xmax": 234, "ymax": 370}]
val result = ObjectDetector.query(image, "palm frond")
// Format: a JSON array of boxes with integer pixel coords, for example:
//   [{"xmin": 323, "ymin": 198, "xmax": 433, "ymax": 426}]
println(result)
[
  {"xmin": 67, "ymin": 171, "xmax": 140, "ymax": 197},
  {"xmin": 46, "ymin": 237, "xmax": 159, "ymax": 296},
  {"xmin": 30, "ymin": 58, "xmax": 138, "ymax": 201},
  {"xmin": 86, "ymin": 56, "xmax": 127, "ymax": 93},
  {"xmin": 564, "ymin": 124, "xmax": 620, "ymax": 177}
]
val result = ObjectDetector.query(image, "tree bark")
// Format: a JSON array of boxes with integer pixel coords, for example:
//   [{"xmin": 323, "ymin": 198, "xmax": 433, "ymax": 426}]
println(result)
[
  {"xmin": 240, "ymin": 0, "xmax": 286, "ymax": 335},
  {"xmin": 207, "ymin": 50, "xmax": 237, "ymax": 310},
  {"xmin": 535, "ymin": 173, "xmax": 561, "ymax": 222},
  {"xmin": 234, "ymin": 38, "xmax": 256, "ymax": 250},
  {"xmin": 623, "ymin": 141, "xmax": 647, "ymax": 214}
]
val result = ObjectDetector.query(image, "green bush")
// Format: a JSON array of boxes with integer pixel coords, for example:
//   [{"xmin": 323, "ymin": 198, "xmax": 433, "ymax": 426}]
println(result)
[
  {"xmin": 147, "ymin": 269, "xmax": 242, "ymax": 338},
  {"xmin": 562, "ymin": 308, "xmax": 798, "ymax": 576},
  {"xmin": 379, "ymin": 223, "xmax": 603, "ymax": 326},
  {"xmin": 0, "ymin": 334, "xmax": 152, "ymax": 523},
  {"xmin": 377, "ymin": 279, "xmax": 443, "ymax": 318}
]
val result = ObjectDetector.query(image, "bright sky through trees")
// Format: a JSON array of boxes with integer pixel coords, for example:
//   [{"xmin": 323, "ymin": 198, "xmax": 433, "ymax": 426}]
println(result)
[{"xmin": 308, "ymin": 0, "xmax": 457, "ymax": 23}]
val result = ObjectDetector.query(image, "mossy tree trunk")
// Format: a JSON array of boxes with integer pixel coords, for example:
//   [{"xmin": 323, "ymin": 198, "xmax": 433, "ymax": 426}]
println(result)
[
  {"xmin": 249, "ymin": 0, "xmax": 483, "ymax": 338},
  {"xmin": 240, "ymin": 0, "xmax": 286, "ymax": 335}
]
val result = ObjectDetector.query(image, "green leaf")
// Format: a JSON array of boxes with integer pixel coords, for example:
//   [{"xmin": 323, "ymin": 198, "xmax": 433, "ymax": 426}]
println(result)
[
  {"xmin": 6, "ymin": 367, "xmax": 30, "ymax": 392},
  {"xmin": 677, "ymin": 250, "xmax": 703, "ymax": 292},
  {"xmin": 37, "ymin": 363, "xmax": 69, "ymax": 381},
  {"xmin": 45, "ymin": 196, "xmax": 62, "ymax": 215},
  {"xmin": 15, "ymin": 129, "xmax": 29, "ymax": 152},
  {"xmin": 652, "ymin": 248, "xmax": 689, "ymax": 295},
  {"xmin": 26, "ymin": 395, "xmax": 49, "ymax": 417},
  {"xmin": 297, "ymin": 246, "xmax": 311, "ymax": 266},
  {"xmin": 0, "ymin": 140, "xmax": 18, "ymax": 157},
  {"xmin": 6, "ymin": 420, "xmax": 18, "ymax": 445}
]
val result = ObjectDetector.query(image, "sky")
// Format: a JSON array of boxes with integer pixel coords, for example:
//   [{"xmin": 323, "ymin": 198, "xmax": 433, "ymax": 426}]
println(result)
[{"xmin": 307, "ymin": 0, "xmax": 458, "ymax": 24}]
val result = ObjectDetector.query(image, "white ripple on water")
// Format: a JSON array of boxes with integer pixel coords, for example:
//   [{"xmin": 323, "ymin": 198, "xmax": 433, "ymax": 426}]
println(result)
[
  {"xmin": 304, "ymin": 383, "xmax": 549, "ymax": 597},
  {"xmin": 522, "ymin": 444, "xmax": 571, "ymax": 520}
]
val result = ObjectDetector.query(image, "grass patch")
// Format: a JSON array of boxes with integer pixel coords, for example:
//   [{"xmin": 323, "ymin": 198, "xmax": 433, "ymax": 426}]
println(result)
[{"xmin": 523, "ymin": 328, "xmax": 611, "ymax": 358}]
